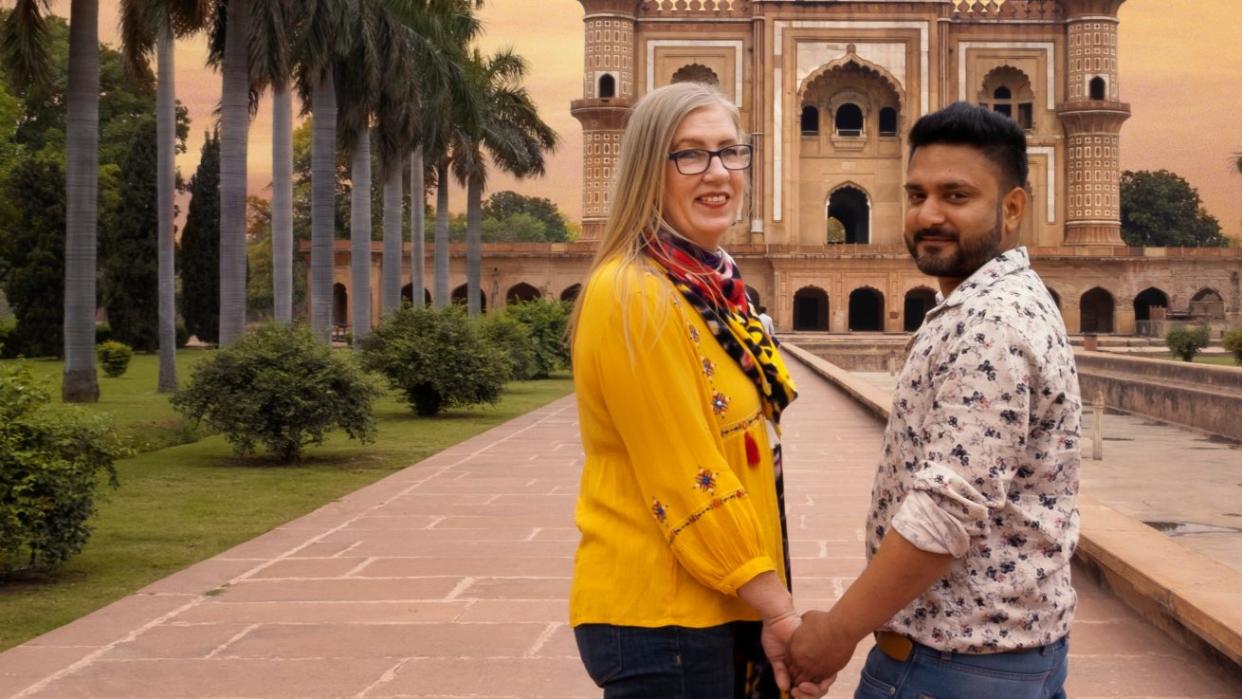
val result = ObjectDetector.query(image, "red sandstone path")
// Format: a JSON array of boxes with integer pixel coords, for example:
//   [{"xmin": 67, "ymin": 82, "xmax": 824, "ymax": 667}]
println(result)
[{"xmin": 0, "ymin": 362, "xmax": 1236, "ymax": 698}]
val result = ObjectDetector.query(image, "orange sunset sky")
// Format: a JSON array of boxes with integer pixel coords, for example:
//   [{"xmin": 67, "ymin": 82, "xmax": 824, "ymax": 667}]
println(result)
[{"xmin": 50, "ymin": 0, "xmax": 1242, "ymax": 239}]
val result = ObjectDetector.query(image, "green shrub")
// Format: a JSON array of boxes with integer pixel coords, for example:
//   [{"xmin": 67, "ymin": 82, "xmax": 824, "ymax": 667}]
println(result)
[
  {"xmin": 504, "ymin": 300, "xmax": 571, "ymax": 378},
  {"xmin": 0, "ymin": 363, "xmax": 123, "ymax": 576},
  {"xmin": 1166, "ymin": 325, "xmax": 1210, "ymax": 362},
  {"xmin": 1222, "ymin": 328, "xmax": 1242, "ymax": 364},
  {"xmin": 480, "ymin": 312, "xmax": 539, "ymax": 381},
  {"xmin": 360, "ymin": 306, "xmax": 508, "ymax": 416},
  {"xmin": 94, "ymin": 322, "xmax": 112, "ymax": 345},
  {"xmin": 96, "ymin": 340, "xmax": 133, "ymax": 378},
  {"xmin": 0, "ymin": 316, "xmax": 15, "ymax": 358},
  {"xmin": 171, "ymin": 323, "xmax": 380, "ymax": 462}
]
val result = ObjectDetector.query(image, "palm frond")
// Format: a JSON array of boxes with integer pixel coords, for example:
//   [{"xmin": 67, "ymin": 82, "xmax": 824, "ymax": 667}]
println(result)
[{"xmin": 0, "ymin": 0, "xmax": 53, "ymax": 90}]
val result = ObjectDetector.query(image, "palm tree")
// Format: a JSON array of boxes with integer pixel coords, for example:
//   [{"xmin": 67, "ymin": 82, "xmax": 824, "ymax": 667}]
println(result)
[
  {"xmin": 294, "ymin": 0, "xmax": 352, "ymax": 342},
  {"xmin": 120, "ymin": 0, "xmax": 209, "ymax": 392},
  {"xmin": 408, "ymin": 147, "xmax": 427, "ymax": 308},
  {"xmin": 1, "ymin": 0, "xmax": 100, "ymax": 401},
  {"xmin": 215, "ymin": 0, "xmax": 251, "ymax": 346},
  {"xmin": 453, "ymin": 49, "xmax": 558, "ymax": 316},
  {"xmin": 250, "ymin": 0, "xmax": 296, "ymax": 325}
]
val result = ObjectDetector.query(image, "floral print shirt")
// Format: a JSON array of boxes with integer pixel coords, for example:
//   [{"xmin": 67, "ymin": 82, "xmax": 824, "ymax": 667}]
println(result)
[{"xmin": 867, "ymin": 247, "xmax": 1082, "ymax": 652}]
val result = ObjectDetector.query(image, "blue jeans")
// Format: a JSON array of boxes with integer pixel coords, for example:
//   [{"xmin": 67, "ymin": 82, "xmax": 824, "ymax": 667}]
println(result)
[
  {"xmin": 855, "ymin": 636, "xmax": 1069, "ymax": 699},
  {"xmin": 574, "ymin": 623, "xmax": 737, "ymax": 698}
]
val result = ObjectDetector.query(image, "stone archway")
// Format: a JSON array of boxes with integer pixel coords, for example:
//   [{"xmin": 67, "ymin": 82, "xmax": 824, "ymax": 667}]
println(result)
[
  {"xmin": 1190, "ymin": 288, "xmax": 1226, "ymax": 321},
  {"xmin": 828, "ymin": 185, "xmax": 870, "ymax": 244},
  {"xmin": 849, "ymin": 287, "xmax": 885, "ymax": 331},
  {"xmin": 507, "ymin": 282, "xmax": 542, "ymax": 304},
  {"xmin": 451, "ymin": 284, "xmax": 488, "ymax": 312},
  {"xmin": 332, "ymin": 283, "xmax": 348, "ymax": 328},
  {"xmin": 793, "ymin": 287, "xmax": 829, "ymax": 331},
  {"xmin": 1133, "ymin": 287, "xmax": 1169, "ymax": 321},
  {"xmin": 560, "ymin": 284, "xmax": 582, "ymax": 303},
  {"xmin": 1080, "ymin": 287, "xmax": 1115, "ymax": 333},
  {"xmin": 903, "ymin": 287, "xmax": 937, "ymax": 332},
  {"xmin": 401, "ymin": 284, "xmax": 432, "ymax": 307}
]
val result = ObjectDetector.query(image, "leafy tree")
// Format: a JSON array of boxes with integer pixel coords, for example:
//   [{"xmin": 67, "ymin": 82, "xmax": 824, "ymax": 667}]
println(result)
[
  {"xmin": 359, "ymin": 305, "xmax": 508, "ymax": 416},
  {"xmin": 503, "ymin": 300, "xmax": 570, "ymax": 378},
  {"xmin": 0, "ymin": 362, "xmax": 123, "ymax": 576},
  {"xmin": 483, "ymin": 212, "xmax": 550, "ymax": 243},
  {"xmin": 1120, "ymin": 170, "xmax": 1226, "ymax": 247},
  {"xmin": 0, "ymin": 158, "xmax": 65, "ymax": 358},
  {"xmin": 247, "ymin": 196, "xmax": 307, "ymax": 319},
  {"xmin": 101, "ymin": 119, "xmax": 160, "ymax": 351},
  {"xmin": 180, "ymin": 130, "xmax": 221, "ymax": 344},
  {"xmin": 482, "ymin": 191, "xmax": 569, "ymax": 242},
  {"xmin": 172, "ymin": 323, "xmax": 380, "ymax": 463},
  {"xmin": 1222, "ymin": 328, "xmax": 1242, "ymax": 364},
  {"xmin": 1166, "ymin": 326, "xmax": 1210, "ymax": 362}
]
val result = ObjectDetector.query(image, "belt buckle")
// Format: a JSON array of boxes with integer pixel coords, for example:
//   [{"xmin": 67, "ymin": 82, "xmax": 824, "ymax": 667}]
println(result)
[{"xmin": 875, "ymin": 631, "xmax": 914, "ymax": 662}]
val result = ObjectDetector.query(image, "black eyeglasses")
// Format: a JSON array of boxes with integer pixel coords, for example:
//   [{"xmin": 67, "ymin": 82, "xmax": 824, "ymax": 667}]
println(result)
[{"xmin": 667, "ymin": 144, "xmax": 753, "ymax": 175}]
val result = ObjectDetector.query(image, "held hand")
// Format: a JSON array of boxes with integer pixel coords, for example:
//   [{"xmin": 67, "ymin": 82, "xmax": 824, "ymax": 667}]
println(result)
[
  {"xmin": 760, "ymin": 612, "xmax": 801, "ymax": 691},
  {"xmin": 788, "ymin": 609, "xmax": 857, "ymax": 687}
]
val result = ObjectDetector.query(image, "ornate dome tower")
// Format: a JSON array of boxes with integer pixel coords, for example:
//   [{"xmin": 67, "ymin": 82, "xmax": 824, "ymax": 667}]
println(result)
[
  {"xmin": 570, "ymin": 1, "xmax": 639, "ymax": 241},
  {"xmin": 1056, "ymin": 0, "xmax": 1131, "ymax": 245}
]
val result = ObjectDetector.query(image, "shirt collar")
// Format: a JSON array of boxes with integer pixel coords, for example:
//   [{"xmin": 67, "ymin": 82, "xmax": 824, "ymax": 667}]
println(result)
[{"xmin": 925, "ymin": 246, "xmax": 1031, "ymax": 320}]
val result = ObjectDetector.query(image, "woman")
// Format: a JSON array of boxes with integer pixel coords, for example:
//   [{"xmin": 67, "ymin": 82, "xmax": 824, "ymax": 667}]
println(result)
[{"xmin": 569, "ymin": 83, "xmax": 826, "ymax": 698}]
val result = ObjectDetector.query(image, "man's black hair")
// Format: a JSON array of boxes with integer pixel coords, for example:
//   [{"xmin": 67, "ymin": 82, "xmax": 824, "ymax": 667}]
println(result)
[{"xmin": 908, "ymin": 102, "xmax": 1028, "ymax": 190}]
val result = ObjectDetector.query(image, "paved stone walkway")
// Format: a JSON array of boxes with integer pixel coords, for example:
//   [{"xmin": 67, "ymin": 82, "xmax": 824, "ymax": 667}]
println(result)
[{"xmin": 0, "ymin": 363, "xmax": 1237, "ymax": 697}]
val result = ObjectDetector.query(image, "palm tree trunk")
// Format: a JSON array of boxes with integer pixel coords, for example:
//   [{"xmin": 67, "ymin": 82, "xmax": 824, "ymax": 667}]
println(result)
[
  {"xmin": 381, "ymin": 157, "xmax": 402, "ymax": 316},
  {"xmin": 272, "ymin": 86, "xmax": 293, "ymax": 325},
  {"xmin": 156, "ymin": 20, "xmax": 177, "ymax": 392},
  {"xmin": 62, "ymin": 0, "xmax": 100, "ymax": 402},
  {"xmin": 310, "ymin": 70, "xmax": 336, "ymax": 342},
  {"xmin": 465, "ymin": 174, "xmax": 482, "ymax": 316},
  {"xmin": 434, "ymin": 160, "xmax": 450, "ymax": 309},
  {"xmin": 349, "ymin": 128, "xmax": 372, "ymax": 342},
  {"xmin": 218, "ymin": 0, "xmax": 250, "ymax": 346},
  {"xmin": 409, "ymin": 147, "xmax": 425, "ymax": 309}
]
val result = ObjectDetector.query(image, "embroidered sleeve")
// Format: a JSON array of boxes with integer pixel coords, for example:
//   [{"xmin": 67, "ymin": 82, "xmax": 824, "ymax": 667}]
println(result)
[
  {"xmin": 593, "ymin": 271, "xmax": 775, "ymax": 594},
  {"xmin": 892, "ymin": 321, "xmax": 1036, "ymax": 557}
]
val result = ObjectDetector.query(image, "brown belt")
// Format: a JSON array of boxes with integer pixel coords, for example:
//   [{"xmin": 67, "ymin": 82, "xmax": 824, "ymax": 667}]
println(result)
[
  {"xmin": 874, "ymin": 631, "xmax": 915, "ymax": 662},
  {"xmin": 875, "ymin": 631, "xmax": 1040, "ymax": 662}
]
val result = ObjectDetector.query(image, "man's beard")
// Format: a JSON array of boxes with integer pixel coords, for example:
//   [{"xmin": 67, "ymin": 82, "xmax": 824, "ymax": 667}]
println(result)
[{"xmin": 906, "ymin": 208, "xmax": 1004, "ymax": 279}]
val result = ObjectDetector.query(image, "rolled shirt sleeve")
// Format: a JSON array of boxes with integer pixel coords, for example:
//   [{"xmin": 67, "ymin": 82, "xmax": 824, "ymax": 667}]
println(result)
[{"xmin": 892, "ymin": 322, "xmax": 1036, "ymax": 558}]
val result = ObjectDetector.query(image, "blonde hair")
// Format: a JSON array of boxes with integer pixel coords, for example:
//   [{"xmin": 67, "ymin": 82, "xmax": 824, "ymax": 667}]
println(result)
[{"xmin": 569, "ymin": 82, "xmax": 744, "ymax": 345}]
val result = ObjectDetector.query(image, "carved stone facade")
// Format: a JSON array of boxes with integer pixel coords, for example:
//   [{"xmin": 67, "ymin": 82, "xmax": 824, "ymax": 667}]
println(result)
[{"xmin": 319, "ymin": 1, "xmax": 1242, "ymax": 336}]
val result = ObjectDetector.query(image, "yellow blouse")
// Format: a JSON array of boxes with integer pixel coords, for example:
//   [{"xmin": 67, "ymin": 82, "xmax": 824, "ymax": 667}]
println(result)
[{"xmin": 569, "ymin": 258, "xmax": 788, "ymax": 629}]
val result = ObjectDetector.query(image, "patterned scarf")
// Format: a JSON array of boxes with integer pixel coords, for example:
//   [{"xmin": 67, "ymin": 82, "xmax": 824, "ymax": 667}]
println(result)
[{"xmin": 644, "ymin": 227, "xmax": 797, "ymax": 699}]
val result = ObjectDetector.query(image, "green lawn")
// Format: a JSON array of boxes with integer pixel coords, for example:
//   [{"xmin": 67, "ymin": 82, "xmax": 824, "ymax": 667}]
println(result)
[
  {"xmin": 8, "ymin": 350, "xmax": 215, "ymax": 453},
  {"xmin": 1191, "ymin": 354, "xmax": 1240, "ymax": 366},
  {"xmin": 0, "ymin": 369, "xmax": 574, "ymax": 651}
]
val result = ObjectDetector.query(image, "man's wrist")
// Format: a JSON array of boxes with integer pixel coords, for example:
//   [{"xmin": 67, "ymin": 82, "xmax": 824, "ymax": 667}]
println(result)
[{"xmin": 824, "ymin": 605, "xmax": 871, "ymax": 646}]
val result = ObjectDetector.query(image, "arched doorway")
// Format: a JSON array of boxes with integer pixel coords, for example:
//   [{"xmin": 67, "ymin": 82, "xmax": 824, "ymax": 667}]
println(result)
[
  {"xmin": 1080, "ymin": 288, "xmax": 1115, "ymax": 334},
  {"xmin": 507, "ymin": 282, "xmax": 541, "ymax": 304},
  {"xmin": 792, "ymin": 287, "xmax": 829, "ymax": 331},
  {"xmin": 903, "ymin": 287, "xmax": 937, "ymax": 332},
  {"xmin": 828, "ymin": 186, "xmax": 870, "ymax": 244},
  {"xmin": 451, "ymin": 284, "xmax": 488, "ymax": 312},
  {"xmin": 400, "ymin": 284, "xmax": 432, "ymax": 307},
  {"xmin": 332, "ymin": 283, "xmax": 348, "ymax": 328},
  {"xmin": 560, "ymin": 284, "xmax": 582, "ymax": 303},
  {"xmin": 1190, "ymin": 288, "xmax": 1225, "ymax": 321},
  {"xmin": 1046, "ymin": 286, "xmax": 1062, "ymax": 311},
  {"xmin": 1133, "ymin": 287, "xmax": 1169, "ymax": 321},
  {"xmin": 849, "ymin": 287, "xmax": 885, "ymax": 331}
]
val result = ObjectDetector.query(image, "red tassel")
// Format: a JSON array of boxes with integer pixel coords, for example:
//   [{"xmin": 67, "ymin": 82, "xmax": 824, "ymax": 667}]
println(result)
[{"xmin": 744, "ymin": 431, "xmax": 760, "ymax": 467}]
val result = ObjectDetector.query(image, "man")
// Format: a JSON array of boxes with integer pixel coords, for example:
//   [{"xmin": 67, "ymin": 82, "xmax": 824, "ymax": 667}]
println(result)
[
  {"xmin": 787, "ymin": 102, "xmax": 1082, "ymax": 698},
  {"xmin": 758, "ymin": 305, "xmax": 776, "ymax": 337}
]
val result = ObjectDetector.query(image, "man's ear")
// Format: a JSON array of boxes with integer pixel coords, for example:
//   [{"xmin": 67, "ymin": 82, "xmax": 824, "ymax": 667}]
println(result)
[{"xmin": 1002, "ymin": 185, "xmax": 1028, "ymax": 240}]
